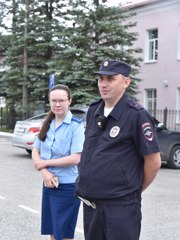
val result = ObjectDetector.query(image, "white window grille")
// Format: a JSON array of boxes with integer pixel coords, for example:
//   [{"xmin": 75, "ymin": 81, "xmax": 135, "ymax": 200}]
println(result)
[
  {"xmin": 145, "ymin": 89, "xmax": 157, "ymax": 117},
  {"xmin": 177, "ymin": 24, "xmax": 180, "ymax": 60},
  {"xmin": 145, "ymin": 29, "xmax": 158, "ymax": 62}
]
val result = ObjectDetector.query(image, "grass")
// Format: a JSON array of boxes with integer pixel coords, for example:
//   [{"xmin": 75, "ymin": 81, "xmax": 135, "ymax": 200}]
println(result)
[{"xmin": 0, "ymin": 128, "xmax": 13, "ymax": 133}]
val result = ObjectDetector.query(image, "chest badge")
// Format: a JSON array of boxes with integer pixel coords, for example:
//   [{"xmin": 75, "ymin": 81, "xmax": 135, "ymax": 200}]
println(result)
[{"xmin": 109, "ymin": 126, "xmax": 120, "ymax": 138}]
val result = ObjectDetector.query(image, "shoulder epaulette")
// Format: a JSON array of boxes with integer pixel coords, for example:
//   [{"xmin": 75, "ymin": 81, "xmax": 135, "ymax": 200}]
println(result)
[
  {"xmin": 71, "ymin": 115, "xmax": 83, "ymax": 123},
  {"xmin": 127, "ymin": 100, "xmax": 144, "ymax": 111}
]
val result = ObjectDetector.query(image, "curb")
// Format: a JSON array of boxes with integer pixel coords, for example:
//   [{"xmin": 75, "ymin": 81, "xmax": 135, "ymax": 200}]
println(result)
[{"xmin": 0, "ymin": 132, "xmax": 13, "ymax": 137}]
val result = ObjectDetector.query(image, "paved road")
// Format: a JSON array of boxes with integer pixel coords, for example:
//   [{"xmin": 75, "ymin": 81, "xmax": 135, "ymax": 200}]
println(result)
[
  {"xmin": 0, "ymin": 134, "xmax": 84, "ymax": 240},
  {"xmin": 140, "ymin": 167, "xmax": 180, "ymax": 240},
  {"xmin": 0, "ymin": 134, "xmax": 180, "ymax": 240}
]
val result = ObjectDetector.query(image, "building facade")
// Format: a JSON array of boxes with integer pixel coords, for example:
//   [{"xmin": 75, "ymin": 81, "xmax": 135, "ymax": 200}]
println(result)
[{"xmin": 129, "ymin": 0, "xmax": 180, "ymax": 127}]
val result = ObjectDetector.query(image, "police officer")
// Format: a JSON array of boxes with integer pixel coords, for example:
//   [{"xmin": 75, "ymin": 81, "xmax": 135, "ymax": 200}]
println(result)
[{"xmin": 75, "ymin": 59, "xmax": 161, "ymax": 240}]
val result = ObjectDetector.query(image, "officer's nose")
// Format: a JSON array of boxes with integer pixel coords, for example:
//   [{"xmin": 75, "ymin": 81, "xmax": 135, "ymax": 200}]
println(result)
[{"xmin": 98, "ymin": 76, "xmax": 109, "ymax": 87}]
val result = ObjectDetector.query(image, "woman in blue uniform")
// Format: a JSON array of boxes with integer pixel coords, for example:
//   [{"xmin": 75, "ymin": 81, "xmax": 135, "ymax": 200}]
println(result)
[{"xmin": 32, "ymin": 84, "xmax": 85, "ymax": 240}]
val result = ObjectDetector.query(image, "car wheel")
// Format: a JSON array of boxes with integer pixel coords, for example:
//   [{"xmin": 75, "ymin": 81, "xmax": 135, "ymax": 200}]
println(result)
[
  {"xmin": 168, "ymin": 146, "xmax": 180, "ymax": 169},
  {"xmin": 26, "ymin": 149, "xmax": 32, "ymax": 155}
]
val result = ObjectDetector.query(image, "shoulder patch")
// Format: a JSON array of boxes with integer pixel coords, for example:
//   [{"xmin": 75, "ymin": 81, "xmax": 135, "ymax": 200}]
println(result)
[
  {"xmin": 72, "ymin": 115, "xmax": 83, "ymax": 123},
  {"xmin": 142, "ymin": 122, "xmax": 154, "ymax": 141},
  {"xmin": 127, "ymin": 100, "xmax": 144, "ymax": 111}
]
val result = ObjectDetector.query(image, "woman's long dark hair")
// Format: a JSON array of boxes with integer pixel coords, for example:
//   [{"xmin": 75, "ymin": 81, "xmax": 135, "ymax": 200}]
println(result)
[{"xmin": 38, "ymin": 84, "xmax": 71, "ymax": 141}]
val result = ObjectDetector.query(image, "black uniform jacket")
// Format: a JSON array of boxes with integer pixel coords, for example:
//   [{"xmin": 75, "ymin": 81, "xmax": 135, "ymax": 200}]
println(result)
[{"xmin": 76, "ymin": 93, "xmax": 160, "ymax": 200}]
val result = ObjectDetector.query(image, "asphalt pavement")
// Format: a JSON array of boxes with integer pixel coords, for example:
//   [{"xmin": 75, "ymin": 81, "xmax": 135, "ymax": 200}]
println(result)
[{"xmin": 0, "ymin": 132, "xmax": 180, "ymax": 240}]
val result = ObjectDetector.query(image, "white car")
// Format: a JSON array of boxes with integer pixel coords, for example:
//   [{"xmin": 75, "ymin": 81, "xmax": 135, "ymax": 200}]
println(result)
[{"xmin": 12, "ymin": 107, "xmax": 87, "ymax": 154}]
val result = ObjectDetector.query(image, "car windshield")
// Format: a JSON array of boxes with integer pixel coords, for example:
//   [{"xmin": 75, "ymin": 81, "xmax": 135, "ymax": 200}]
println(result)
[
  {"xmin": 26, "ymin": 113, "xmax": 47, "ymax": 121},
  {"xmin": 24, "ymin": 108, "xmax": 87, "ymax": 122},
  {"xmin": 71, "ymin": 109, "xmax": 87, "ymax": 121},
  {"xmin": 152, "ymin": 117, "xmax": 160, "ymax": 126}
]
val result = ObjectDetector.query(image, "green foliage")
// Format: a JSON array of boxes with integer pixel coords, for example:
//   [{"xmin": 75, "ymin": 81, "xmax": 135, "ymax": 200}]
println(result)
[
  {"xmin": 0, "ymin": 0, "xmax": 142, "ymax": 120},
  {"xmin": 56, "ymin": 0, "xmax": 142, "ymax": 104}
]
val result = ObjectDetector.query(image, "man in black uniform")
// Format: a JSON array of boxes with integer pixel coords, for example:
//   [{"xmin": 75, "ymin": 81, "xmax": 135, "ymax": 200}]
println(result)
[{"xmin": 76, "ymin": 59, "xmax": 161, "ymax": 240}]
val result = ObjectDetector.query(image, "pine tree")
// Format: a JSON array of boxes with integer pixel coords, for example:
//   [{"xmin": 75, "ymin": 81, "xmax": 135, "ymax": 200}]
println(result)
[
  {"xmin": 0, "ymin": 0, "xmax": 68, "ymax": 118},
  {"xmin": 55, "ymin": 0, "xmax": 142, "ymax": 105},
  {"xmin": 0, "ymin": 0, "xmax": 142, "ymax": 125}
]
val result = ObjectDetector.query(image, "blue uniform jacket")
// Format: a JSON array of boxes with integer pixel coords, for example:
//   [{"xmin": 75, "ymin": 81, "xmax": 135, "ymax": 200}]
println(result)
[
  {"xmin": 34, "ymin": 110, "xmax": 85, "ymax": 184},
  {"xmin": 76, "ymin": 93, "xmax": 160, "ymax": 200}
]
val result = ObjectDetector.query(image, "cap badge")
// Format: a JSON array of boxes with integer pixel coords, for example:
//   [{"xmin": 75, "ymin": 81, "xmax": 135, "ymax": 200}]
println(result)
[
  {"xmin": 103, "ymin": 61, "xmax": 108, "ymax": 67},
  {"xmin": 109, "ymin": 126, "xmax": 120, "ymax": 138}
]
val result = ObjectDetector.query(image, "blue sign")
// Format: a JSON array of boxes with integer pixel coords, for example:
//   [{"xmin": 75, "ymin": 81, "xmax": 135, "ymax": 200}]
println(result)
[{"xmin": 49, "ymin": 74, "xmax": 54, "ymax": 89}]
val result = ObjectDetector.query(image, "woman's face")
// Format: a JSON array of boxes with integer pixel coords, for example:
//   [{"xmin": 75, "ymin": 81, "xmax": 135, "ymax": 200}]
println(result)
[{"xmin": 49, "ymin": 89, "xmax": 71, "ymax": 117}]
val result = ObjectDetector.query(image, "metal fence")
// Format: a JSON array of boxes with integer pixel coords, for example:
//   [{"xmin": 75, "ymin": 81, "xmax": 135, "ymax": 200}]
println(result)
[
  {"xmin": 1, "ymin": 106, "xmax": 180, "ymax": 132},
  {"xmin": 149, "ymin": 108, "xmax": 180, "ymax": 132}
]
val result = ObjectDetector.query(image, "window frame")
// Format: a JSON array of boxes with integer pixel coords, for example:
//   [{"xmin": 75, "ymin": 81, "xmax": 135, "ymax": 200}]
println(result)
[
  {"xmin": 145, "ymin": 89, "xmax": 157, "ymax": 117},
  {"xmin": 177, "ymin": 24, "xmax": 180, "ymax": 60},
  {"xmin": 145, "ymin": 28, "xmax": 158, "ymax": 63}
]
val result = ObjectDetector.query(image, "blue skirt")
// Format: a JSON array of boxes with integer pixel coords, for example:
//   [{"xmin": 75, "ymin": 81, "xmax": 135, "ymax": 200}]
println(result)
[{"xmin": 41, "ymin": 183, "xmax": 80, "ymax": 240}]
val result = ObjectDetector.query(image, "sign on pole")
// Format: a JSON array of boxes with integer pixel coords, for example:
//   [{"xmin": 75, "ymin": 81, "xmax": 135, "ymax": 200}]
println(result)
[
  {"xmin": 0, "ymin": 97, "xmax": 6, "ymax": 108},
  {"xmin": 49, "ymin": 73, "xmax": 54, "ymax": 89}
]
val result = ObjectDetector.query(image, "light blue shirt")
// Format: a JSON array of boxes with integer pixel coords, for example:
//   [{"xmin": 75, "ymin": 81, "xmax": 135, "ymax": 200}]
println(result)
[{"xmin": 34, "ymin": 110, "xmax": 85, "ymax": 183}]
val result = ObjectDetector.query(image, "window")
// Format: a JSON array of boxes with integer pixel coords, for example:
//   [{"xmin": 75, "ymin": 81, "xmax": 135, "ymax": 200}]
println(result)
[
  {"xmin": 145, "ymin": 89, "xmax": 157, "ymax": 117},
  {"xmin": 178, "ymin": 24, "xmax": 180, "ymax": 60},
  {"xmin": 145, "ymin": 29, "xmax": 158, "ymax": 62}
]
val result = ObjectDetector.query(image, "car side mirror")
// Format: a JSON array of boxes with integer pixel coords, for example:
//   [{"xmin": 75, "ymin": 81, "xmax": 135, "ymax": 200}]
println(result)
[{"xmin": 156, "ymin": 122, "xmax": 166, "ymax": 131}]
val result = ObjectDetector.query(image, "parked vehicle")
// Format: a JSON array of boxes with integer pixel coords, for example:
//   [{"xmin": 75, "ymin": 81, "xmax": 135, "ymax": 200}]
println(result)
[
  {"xmin": 12, "ymin": 107, "xmax": 88, "ymax": 154},
  {"xmin": 154, "ymin": 118, "xmax": 180, "ymax": 169},
  {"xmin": 12, "ymin": 108, "xmax": 180, "ymax": 169}
]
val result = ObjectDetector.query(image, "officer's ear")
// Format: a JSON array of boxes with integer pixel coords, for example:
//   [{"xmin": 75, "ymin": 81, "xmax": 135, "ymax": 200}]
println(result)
[{"xmin": 125, "ymin": 77, "xmax": 131, "ymax": 88}]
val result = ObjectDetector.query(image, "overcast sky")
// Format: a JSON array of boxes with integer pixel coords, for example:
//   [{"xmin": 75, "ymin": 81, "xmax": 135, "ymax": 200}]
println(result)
[{"xmin": 0, "ymin": 0, "xmax": 146, "ymax": 33}]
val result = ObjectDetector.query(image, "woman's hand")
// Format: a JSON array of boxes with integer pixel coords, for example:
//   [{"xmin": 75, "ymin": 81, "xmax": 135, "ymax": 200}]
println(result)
[
  {"xmin": 34, "ymin": 159, "xmax": 46, "ymax": 171},
  {"xmin": 41, "ymin": 169, "xmax": 57, "ymax": 188}
]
